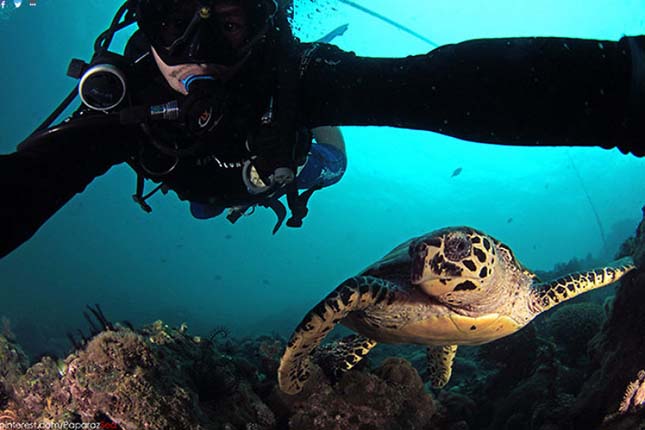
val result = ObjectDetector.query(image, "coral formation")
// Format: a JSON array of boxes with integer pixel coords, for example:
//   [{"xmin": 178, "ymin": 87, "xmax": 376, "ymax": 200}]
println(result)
[
  {"xmin": 277, "ymin": 358, "xmax": 437, "ymax": 430},
  {"xmin": 567, "ymin": 210, "xmax": 645, "ymax": 429},
  {"xmin": 1, "ymin": 322, "xmax": 443, "ymax": 430},
  {"xmin": 541, "ymin": 301, "xmax": 605, "ymax": 365},
  {"xmin": 617, "ymin": 369, "xmax": 645, "ymax": 414},
  {"xmin": 4, "ymin": 209, "xmax": 645, "ymax": 429},
  {"xmin": 476, "ymin": 323, "xmax": 541, "ymax": 395},
  {"xmin": 1, "ymin": 322, "xmax": 276, "ymax": 430},
  {"xmin": 0, "ymin": 332, "xmax": 29, "ymax": 412}
]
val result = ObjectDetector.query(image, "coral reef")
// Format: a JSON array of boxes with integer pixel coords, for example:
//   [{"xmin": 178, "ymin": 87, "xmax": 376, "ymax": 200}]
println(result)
[
  {"xmin": 1, "ymin": 322, "xmax": 445, "ymax": 430},
  {"xmin": 566, "ymin": 209, "xmax": 645, "ymax": 430},
  {"xmin": 274, "ymin": 357, "xmax": 438, "ymax": 430},
  {"xmin": 1, "ymin": 321, "xmax": 276, "ymax": 430},
  {"xmin": 0, "ymin": 332, "xmax": 29, "ymax": 413},
  {"xmin": 617, "ymin": 369, "xmax": 645, "ymax": 414},
  {"xmin": 541, "ymin": 301, "xmax": 605, "ymax": 366},
  {"xmin": 476, "ymin": 323, "xmax": 541, "ymax": 396},
  {"xmin": 483, "ymin": 351, "xmax": 573, "ymax": 430},
  {"xmin": 4, "ymin": 208, "xmax": 645, "ymax": 429}
]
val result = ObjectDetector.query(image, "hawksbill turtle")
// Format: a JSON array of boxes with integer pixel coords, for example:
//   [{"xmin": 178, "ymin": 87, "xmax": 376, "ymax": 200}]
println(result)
[{"xmin": 278, "ymin": 226, "xmax": 635, "ymax": 394}]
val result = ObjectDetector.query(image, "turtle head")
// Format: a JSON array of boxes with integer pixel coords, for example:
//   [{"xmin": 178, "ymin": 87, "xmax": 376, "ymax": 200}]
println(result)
[{"xmin": 410, "ymin": 227, "xmax": 501, "ymax": 306}]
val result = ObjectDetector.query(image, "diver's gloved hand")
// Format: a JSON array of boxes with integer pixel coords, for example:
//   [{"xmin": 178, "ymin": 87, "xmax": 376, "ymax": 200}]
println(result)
[
  {"xmin": 243, "ymin": 157, "xmax": 296, "ymax": 195},
  {"xmin": 272, "ymin": 167, "xmax": 295, "ymax": 186},
  {"xmin": 246, "ymin": 125, "xmax": 299, "ymax": 188}
]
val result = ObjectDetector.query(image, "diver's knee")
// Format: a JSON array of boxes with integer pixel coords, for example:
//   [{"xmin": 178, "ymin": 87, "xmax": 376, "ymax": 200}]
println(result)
[{"xmin": 190, "ymin": 202, "xmax": 225, "ymax": 219}]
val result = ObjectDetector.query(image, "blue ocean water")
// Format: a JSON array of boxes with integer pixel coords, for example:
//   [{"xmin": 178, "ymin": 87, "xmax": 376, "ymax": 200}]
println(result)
[{"xmin": 0, "ymin": 0, "xmax": 644, "ymax": 356}]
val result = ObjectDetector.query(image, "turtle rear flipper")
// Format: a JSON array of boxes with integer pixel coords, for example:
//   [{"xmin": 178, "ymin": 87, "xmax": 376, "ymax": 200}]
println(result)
[
  {"xmin": 531, "ymin": 256, "xmax": 635, "ymax": 314},
  {"xmin": 314, "ymin": 334, "xmax": 378, "ymax": 380},
  {"xmin": 427, "ymin": 345, "xmax": 458, "ymax": 388},
  {"xmin": 278, "ymin": 276, "xmax": 394, "ymax": 395}
]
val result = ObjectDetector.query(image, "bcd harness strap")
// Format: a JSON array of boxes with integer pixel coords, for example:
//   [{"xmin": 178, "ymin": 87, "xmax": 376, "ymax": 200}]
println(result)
[
  {"xmin": 130, "ymin": 39, "xmax": 325, "ymax": 233},
  {"xmin": 222, "ymin": 32, "xmax": 325, "ymax": 233},
  {"xmin": 225, "ymin": 180, "xmax": 324, "ymax": 234}
]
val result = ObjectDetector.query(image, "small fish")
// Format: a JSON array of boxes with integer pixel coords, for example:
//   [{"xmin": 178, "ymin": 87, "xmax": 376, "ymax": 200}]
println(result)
[
  {"xmin": 507, "ymin": 217, "xmax": 513, "ymax": 224},
  {"xmin": 262, "ymin": 279, "xmax": 270, "ymax": 285},
  {"xmin": 451, "ymin": 167, "xmax": 462, "ymax": 177},
  {"xmin": 224, "ymin": 234, "xmax": 233, "ymax": 240},
  {"xmin": 317, "ymin": 24, "xmax": 350, "ymax": 43}
]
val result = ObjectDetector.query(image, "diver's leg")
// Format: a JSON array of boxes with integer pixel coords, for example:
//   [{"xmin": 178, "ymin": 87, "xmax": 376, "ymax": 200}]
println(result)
[
  {"xmin": 297, "ymin": 129, "xmax": 347, "ymax": 190},
  {"xmin": 0, "ymin": 134, "xmax": 130, "ymax": 258},
  {"xmin": 301, "ymin": 36, "xmax": 644, "ymax": 156},
  {"xmin": 189, "ymin": 201, "xmax": 225, "ymax": 219},
  {"xmin": 312, "ymin": 126, "xmax": 346, "ymax": 154}
]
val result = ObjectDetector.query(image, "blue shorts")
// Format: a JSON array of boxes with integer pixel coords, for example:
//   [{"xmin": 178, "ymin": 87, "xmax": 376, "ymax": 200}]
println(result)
[
  {"xmin": 296, "ymin": 142, "xmax": 347, "ymax": 189},
  {"xmin": 190, "ymin": 142, "xmax": 347, "ymax": 219}
]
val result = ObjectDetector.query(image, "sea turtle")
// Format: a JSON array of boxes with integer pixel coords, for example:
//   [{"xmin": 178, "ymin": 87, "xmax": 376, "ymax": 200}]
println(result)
[{"xmin": 278, "ymin": 226, "xmax": 635, "ymax": 394}]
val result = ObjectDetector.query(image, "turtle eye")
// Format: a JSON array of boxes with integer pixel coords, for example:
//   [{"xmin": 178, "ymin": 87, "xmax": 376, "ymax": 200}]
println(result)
[{"xmin": 444, "ymin": 234, "xmax": 472, "ymax": 262}]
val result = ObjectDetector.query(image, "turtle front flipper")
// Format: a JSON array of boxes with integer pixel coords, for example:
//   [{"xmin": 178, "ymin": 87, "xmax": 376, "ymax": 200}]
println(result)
[
  {"xmin": 427, "ymin": 345, "xmax": 458, "ymax": 388},
  {"xmin": 530, "ymin": 257, "xmax": 635, "ymax": 314},
  {"xmin": 278, "ymin": 276, "xmax": 394, "ymax": 395}
]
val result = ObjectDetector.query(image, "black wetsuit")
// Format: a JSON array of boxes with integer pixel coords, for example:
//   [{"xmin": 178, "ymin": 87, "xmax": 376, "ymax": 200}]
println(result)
[{"xmin": 1, "ymin": 35, "xmax": 644, "ymax": 258}]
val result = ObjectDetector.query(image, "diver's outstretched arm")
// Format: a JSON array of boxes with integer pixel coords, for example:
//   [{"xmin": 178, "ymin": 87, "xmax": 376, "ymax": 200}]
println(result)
[
  {"xmin": 301, "ymin": 36, "xmax": 644, "ymax": 156},
  {"xmin": 0, "ymin": 123, "xmax": 134, "ymax": 258}
]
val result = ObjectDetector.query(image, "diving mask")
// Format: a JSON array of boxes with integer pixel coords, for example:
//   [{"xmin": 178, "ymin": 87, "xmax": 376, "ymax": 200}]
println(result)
[{"xmin": 135, "ymin": 0, "xmax": 279, "ymax": 66}]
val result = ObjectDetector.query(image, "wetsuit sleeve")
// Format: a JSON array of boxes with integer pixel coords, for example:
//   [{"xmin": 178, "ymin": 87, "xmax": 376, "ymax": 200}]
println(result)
[
  {"xmin": 300, "ymin": 36, "xmax": 645, "ymax": 156},
  {"xmin": 0, "ymin": 124, "xmax": 135, "ymax": 258}
]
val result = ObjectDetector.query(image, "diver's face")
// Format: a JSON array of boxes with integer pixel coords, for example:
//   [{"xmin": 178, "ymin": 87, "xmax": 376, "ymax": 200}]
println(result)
[
  {"xmin": 152, "ymin": 2, "xmax": 249, "ymax": 95},
  {"xmin": 214, "ymin": 2, "xmax": 249, "ymax": 50}
]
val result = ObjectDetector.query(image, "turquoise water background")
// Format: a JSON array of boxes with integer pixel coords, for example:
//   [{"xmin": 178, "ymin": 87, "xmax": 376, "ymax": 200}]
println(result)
[{"xmin": 0, "ymin": 0, "xmax": 644, "ymax": 354}]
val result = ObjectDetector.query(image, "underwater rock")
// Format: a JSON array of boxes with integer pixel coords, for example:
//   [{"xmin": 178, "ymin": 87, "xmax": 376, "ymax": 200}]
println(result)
[
  {"xmin": 274, "ymin": 357, "xmax": 436, "ymax": 430},
  {"xmin": 485, "ymin": 357, "xmax": 571, "ymax": 430},
  {"xmin": 0, "ymin": 334, "xmax": 29, "ymax": 412},
  {"xmin": 1, "ymin": 322, "xmax": 276, "ymax": 430},
  {"xmin": 476, "ymin": 323, "xmax": 541, "ymax": 396},
  {"xmin": 600, "ymin": 369, "xmax": 645, "ymax": 429},
  {"xmin": 567, "ymin": 211, "xmax": 645, "ymax": 429},
  {"xmin": 568, "ymin": 270, "xmax": 645, "ymax": 429},
  {"xmin": 542, "ymin": 301, "xmax": 605, "ymax": 366},
  {"xmin": 0, "ymin": 334, "xmax": 29, "ymax": 383},
  {"xmin": 433, "ymin": 390, "xmax": 477, "ymax": 430}
]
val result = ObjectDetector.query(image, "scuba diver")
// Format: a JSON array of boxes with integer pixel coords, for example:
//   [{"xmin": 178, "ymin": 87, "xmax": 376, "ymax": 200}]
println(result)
[{"xmin": 0, "ymin": 0, "xmax": 644, "ymax": 258}]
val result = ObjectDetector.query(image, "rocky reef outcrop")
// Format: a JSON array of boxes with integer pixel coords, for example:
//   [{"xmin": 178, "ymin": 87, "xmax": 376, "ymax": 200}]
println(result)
[
  {"xmin": 567, "ymin": 211, "xmax": 645, "ymax": 429},
  {"xmin": 0, "ymin": 321, "xmax": 277, "ymax": 430},
  {"xmin": 3, "ymin": 210, "xmax": 645, "ymax": 429},
  {"xmin": 0, "ymin": 321, "xmax": 444, "ymax": 430}
]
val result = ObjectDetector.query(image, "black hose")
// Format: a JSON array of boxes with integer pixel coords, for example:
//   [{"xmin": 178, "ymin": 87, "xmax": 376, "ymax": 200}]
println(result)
[
  {"xmin": 29, "ymin": 1, "xmax": 137, "ymax": 138},
  {"xmin": 338, "ymin": 0, "xmax": 438, "ymax": 47},
  {"xmin": 94, "ymin": 1, "xmax": 135, "ymax": 54}
]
